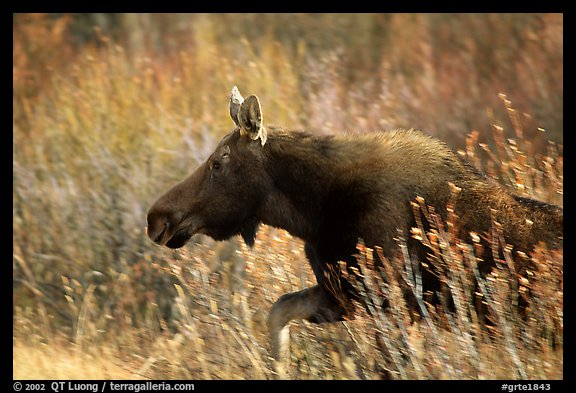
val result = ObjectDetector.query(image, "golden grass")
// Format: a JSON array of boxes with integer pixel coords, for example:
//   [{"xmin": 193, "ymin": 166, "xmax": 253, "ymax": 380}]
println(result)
[
  {"xmin": 13, "ymin": 320, "xmax": 563, "ymax": 380},
  {"xmin": 13, "ymin": 340, "xmax": 138, "ymax": 380},
  {"xmin": 13, "ymin": 226, "xmax": 563, "ymax": 380}
]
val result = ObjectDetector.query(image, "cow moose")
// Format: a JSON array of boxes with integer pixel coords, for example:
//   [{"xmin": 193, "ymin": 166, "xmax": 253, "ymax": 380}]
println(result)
[{"xmin": 147, "ymin": 86, "xmax": 563, "ymax": 361}]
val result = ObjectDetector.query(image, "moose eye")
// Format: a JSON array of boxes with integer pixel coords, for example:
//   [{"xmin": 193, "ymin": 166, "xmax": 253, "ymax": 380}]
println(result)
[{"xmin": 212, "ymin": 161, "xmax": 222, "ymax": 171}]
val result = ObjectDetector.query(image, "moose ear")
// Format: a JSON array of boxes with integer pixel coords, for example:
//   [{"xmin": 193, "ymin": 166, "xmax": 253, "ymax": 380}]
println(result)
[
  {"xmin": 229, "ymin": 86, "xmax": 244, "ymax": 126},
  {"xmin": 238, "ymin": 95, "xmax": 267, "ymax": 146}
]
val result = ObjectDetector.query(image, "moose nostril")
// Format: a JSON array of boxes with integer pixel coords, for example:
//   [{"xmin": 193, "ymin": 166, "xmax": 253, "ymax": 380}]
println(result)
[
  {"xmin": 153, "ymin": 221, "xmax": 169, "ymax": 244},
  {"xmin": 147, "ymin": 210, "xmax": 171, "ymax": 244},
  {"xmin": 147, "ymin": 210, "xmax": 183, "ymax": 245}
]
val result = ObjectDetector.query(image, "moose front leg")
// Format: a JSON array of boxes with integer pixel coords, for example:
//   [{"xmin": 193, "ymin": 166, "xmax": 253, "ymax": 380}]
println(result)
[{"xmin": 267, "ymin": 285, "xmax": 350, "ymax": 360}]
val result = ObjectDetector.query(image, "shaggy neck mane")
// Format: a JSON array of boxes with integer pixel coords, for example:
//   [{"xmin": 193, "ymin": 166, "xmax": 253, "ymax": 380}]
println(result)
[{"xmin": 256, "ymin": 129, "xmax": 362, "ymax": 242}]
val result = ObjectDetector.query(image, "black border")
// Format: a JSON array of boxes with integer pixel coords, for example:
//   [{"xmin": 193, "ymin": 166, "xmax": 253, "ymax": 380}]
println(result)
[{"xmin": 9, "ymin": 5, "xmax": 572, "ymax": 390}]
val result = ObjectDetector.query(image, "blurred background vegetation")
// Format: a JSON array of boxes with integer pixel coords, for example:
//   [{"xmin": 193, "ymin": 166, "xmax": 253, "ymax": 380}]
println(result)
[{"xmin": 13, "ymin": 13, "xmax": 563, "ymax": 379}]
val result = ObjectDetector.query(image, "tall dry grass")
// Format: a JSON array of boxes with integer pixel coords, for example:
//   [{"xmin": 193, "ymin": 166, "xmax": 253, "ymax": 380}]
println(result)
[{"xmin": 13, "ymin": 14, "xmax": 562, "ymax": 379}]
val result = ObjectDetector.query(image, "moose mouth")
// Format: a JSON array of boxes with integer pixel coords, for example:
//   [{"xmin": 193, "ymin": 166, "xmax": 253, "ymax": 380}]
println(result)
[
  {"xmin": 148, "ymin": 213, "xmax": 255, "ymax": 249},
  {"xmin": 165, "ymin": 226, "xmax": 196, "ymax": 249},
  {"xmin": 149, "ymin": 221, "xmax": 202, "ymax": 249}
]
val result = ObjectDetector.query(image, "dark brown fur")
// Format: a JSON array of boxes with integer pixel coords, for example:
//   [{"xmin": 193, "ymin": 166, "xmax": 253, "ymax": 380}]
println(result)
[{"xmin": 147, "ymin": 88, "xmax": 563, "ymax": 360}]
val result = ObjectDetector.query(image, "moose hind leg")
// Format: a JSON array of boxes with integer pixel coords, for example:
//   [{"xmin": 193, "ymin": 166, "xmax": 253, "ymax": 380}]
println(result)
[{"xmin": 268, "ymin": 285, "xmax": 348, "ymax": 360}]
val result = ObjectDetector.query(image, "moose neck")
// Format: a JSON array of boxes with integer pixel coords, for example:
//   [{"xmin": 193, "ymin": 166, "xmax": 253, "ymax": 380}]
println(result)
[{"xmin": 256, "ymin": 130, "xmax": 342, "ymax": 243}]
